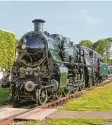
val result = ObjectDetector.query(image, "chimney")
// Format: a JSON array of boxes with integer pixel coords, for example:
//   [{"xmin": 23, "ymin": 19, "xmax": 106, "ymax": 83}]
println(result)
[{"xmin": 32, "ymin": 19, "xmax": 45, "ymax": 32}]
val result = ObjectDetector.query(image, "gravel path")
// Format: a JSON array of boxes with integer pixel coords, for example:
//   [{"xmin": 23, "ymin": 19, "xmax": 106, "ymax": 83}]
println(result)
[{"xmin": 48, "ymin": 110, "xmax": 112, "ymax": 119}]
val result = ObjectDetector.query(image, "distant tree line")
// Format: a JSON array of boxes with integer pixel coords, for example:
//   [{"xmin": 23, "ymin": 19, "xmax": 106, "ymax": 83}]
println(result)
[{"xmin": 80, "ymin": 38, "xmax": 112, "ymax": 64}]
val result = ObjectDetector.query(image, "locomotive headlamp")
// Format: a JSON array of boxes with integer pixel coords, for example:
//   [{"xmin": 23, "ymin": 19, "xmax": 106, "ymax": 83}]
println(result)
[{"xmin": 25, "ymin": 81, "xmax": 35, "ymax": 92}]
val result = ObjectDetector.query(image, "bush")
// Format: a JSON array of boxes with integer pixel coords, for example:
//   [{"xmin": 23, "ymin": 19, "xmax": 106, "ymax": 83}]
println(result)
[{"xmin": 0, "ymin": 30, "xmax": 16, "ymax": 70}]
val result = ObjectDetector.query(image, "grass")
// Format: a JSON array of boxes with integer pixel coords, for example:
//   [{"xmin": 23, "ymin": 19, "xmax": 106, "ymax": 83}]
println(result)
[
  {"xmin": 0, "ymin": 87, "xmax": 10, "ymax": 105},
  {"xmin": 23, "ymin": 118, "xmax": 112, "ymax": 125},
  {"xmin": 0, "ymin": 87, "xmax": 9, "ymax": 97},
  {"xmin": 18, "ymin": 83, "xmax": 112, "ymax": 125},
  {"xmin": 60, "ymin": 83, "xmax": 112, "ymax": 111}
]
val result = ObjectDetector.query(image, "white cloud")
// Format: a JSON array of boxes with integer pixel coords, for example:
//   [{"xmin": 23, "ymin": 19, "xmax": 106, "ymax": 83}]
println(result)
[{"xmin": 78, "ymin": 9, "xmax": 101, "ymax": 25}]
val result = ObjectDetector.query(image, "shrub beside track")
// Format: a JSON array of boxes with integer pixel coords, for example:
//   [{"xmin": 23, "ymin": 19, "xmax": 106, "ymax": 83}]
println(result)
[{"xmin": 0, "ymin": 30, "xmax": 16, "ymax": 69}]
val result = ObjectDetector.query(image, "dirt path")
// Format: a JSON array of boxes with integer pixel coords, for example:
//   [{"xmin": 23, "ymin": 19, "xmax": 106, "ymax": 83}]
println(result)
[{"xmin": 48, "ymin": 111, "xmax": 112, "ymax": 119}]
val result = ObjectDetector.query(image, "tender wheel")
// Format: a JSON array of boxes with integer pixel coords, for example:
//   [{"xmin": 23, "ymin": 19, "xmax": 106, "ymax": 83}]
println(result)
[{"xmin": 36, "ymin": 88, "xmax": 48, "ymax": 105}]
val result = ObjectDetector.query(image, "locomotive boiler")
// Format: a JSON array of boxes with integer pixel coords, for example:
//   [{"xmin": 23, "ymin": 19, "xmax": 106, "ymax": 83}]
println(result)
[{"xmin": 0, "ymin": 19, "xmax": 108, "ymax": 104}]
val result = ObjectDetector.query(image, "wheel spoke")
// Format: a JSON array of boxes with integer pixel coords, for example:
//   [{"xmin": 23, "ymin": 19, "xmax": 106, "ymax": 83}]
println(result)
[{"xmin": 36, "ymin": 88, "xmax": 48, "ymax": 105}]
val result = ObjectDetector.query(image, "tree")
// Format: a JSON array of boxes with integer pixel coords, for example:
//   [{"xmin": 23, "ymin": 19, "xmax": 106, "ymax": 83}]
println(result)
[
  {"xmin": 0, "ymin": 30, "xmax": 16, "ymax": 70},
  {"xmin": 106, "ymin": 37, "xmax": 112, "ymax": 42},
  {"xmin": 92, "ymin": 39, "xmax": 111, "ymax": 63},
  {"xmin": 108, "ymin": 59, "xmax": 112, "ymax": 64},
  {"xmin": 80, "ymin": 40, "xmax": 94, "ymax": 48}
]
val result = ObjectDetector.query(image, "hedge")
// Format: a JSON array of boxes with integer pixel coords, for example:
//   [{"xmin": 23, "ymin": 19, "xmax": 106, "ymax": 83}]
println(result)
[{"xmin": 0, "ymin": 30, "xmax": 16, "ymax": 70}]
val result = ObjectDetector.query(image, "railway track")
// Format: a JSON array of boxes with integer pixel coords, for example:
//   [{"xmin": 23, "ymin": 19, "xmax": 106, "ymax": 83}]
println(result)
[{"xmin": 0, "ymin": 78, "xmax": 111, "ymax": 125}]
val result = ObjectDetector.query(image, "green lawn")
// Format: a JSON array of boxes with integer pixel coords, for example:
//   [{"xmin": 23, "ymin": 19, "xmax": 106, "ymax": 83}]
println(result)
[
  {"xmin": 23, "ymin": 118, "xmax": 112, "ymax": 125},
  {"xmin": 22, "ymin": 83, "xmax": 112, "ymax": 125},
  {"xmin": 0, "ymin": 87, "xmax": 10, "ymax": 105},
  {"xmin": 60, "ymin": 83, "xmax": 112, "ymax": 111}
]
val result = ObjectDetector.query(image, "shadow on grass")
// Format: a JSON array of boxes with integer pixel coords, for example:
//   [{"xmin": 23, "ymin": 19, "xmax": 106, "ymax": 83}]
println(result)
[
  {"xmin": 0, "ymin": 98, "xmax": 11, "ymax": 106},
  {"xmin": 86, "ymin": 123, "xmax": 103, "ymax": 125}
]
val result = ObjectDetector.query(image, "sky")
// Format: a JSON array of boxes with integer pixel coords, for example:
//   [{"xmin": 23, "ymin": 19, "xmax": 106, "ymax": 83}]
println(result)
[{"xmin": 0, "ymin": 1, "xmax": 112, "ymax": 43}]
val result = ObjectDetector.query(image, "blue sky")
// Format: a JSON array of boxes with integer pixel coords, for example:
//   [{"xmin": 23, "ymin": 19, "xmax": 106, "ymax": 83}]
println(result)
[{"xmin": 0, "ymin": 1, "xmax": 112, "ymax": 43}]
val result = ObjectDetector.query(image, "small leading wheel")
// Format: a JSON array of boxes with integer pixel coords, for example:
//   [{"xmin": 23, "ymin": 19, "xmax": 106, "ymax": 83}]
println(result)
[{"xmin": 36, "ymin": 88, "xmax": 48, "ymax": 105}]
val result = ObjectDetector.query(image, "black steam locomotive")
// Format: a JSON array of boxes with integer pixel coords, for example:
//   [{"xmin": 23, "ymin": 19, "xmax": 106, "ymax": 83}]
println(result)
[{"xmin": 1, "ymin": 19, "xmax": 108, "ymax": 104}]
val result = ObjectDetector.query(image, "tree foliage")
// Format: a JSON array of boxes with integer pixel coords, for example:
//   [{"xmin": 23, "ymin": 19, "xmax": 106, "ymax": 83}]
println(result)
[
  {"xmin": 92, "ymin": 39, "xmax": 111, "ymax": 63},
  {"xmin": 80, "ymin": 38, "xmax": 112, "ymax": 63},
  {"xmin": 106, "ymin": 37, "xmax": 112, "ymax": 42},
  {"xmin": 0, "ymin": 30, "xmax": 16, "ymax": 70},
  {"xmin": 80, "ymin": 40, "xmax": 94, "ymax": 48}
]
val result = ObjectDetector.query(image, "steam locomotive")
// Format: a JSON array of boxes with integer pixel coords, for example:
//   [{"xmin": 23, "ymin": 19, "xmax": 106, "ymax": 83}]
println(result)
[{"xmin": 1, "ymin": 19, "xmax": 108, "ymax": 104}]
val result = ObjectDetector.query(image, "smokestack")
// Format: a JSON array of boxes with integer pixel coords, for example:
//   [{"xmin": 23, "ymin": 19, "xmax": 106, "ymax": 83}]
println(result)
[{"xmin": 32, "ymin": 19, "xmax": 45, "ymax": 32}]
